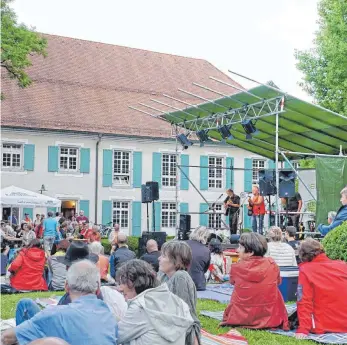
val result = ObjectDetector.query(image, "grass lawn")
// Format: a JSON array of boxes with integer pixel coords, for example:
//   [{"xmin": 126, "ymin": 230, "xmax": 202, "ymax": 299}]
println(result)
[{"xmin": 1, "ymin": 293, "xmax": 315, "ymax": 345}]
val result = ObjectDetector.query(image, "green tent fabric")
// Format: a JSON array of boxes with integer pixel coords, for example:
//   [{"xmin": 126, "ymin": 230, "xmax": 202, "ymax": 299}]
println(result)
[{"xmin": 316, "ymin": 157, "xmax": 347, "ymax": 225}]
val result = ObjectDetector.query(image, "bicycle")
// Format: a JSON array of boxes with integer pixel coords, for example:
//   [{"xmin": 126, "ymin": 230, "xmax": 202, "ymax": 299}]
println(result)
[{"xmin": 95, "ymin": 222, "xmax": 113, "ymax": 239}]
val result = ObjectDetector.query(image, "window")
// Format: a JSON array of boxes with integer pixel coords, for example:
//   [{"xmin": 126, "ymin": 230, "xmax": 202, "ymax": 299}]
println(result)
[
  {"xmin": 113, "ymin": 151, "xmax": 130, "ymax": 186},
  {"xmin": 2, "ymin": 143, "xmax": 22, "ymax": 169},
  {"xmin": 59, "ymin": 147, "xmax": 78, "ymax": 171},
  {"xmin": 208, "ymin": 156, "xmax": 223, "ymax": 189},
  {"xmin": 208, "ymin": 204, "xmax": 223, "ymax": 229},
  {"xmin": 162, "ymin": 154, "xmax": 177, "ymax": 187},
  {"xmin": 292, "ymin": 161, "xmax": 299, "ymax": 170},
  {"xmin": 112, "ymin": 201, "xmax": 129, "ymax": 229},
  {"xmin": 161, "ymin": 202, "xmax": 176, "ymax": 228},
  {"xmin": 252, "ymin": 159, "xmax": 265, "ymax": 184}
]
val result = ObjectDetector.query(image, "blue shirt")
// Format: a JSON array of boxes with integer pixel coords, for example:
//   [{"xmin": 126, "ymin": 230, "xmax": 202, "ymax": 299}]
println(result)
[
  {"xmin": 15, "ymin": 295, "xmax": 118, "ymax": 345},
  {"xmin": 43, "ymin": 218, "xmax": 58, "ymax": 237}
]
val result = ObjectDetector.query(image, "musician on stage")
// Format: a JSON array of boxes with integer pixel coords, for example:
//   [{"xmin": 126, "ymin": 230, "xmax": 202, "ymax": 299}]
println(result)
[
  {"xmin": 248, "ymin": 186, "xmax": 265, "ymax": 235},
  {"xmin": 281, "ymin": 192, "xmax": 302, "ymax": 230},
  {"xmin": 224, "ymin": 189, "xmax": 240, "ymax": 235}
]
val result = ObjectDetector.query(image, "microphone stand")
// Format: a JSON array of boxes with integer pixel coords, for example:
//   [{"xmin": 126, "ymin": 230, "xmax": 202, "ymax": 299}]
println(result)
[{"xmin": 210, "ymin": 193, "xmax": 229, "ymax": 231}]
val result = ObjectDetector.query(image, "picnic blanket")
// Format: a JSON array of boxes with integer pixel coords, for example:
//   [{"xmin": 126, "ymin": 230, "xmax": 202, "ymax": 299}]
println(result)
[
  {"xmin": 201, "ymin": 329, "xmax": 248, "ymax": 345},
  {"xmin": 269, "ymin": 329, "xmax": 347, "ymax": 344},
  {"xmin": 197, "ymin": 290, "xmax": 231, "ymax": 304},
  {"xmin": 205, "ymin": 283, "xmax": 234, "ymax": 296},
  {"xmin": 200, "ymin": 304, "xmax": 297, "ymax": 321}
]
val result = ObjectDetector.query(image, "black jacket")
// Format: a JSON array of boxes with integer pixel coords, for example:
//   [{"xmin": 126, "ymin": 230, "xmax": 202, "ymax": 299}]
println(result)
[
  {"xmin": 140, "ymin": 251, "xmax": 161, "ymax": 272},
  {"xmin": 113, "ymin": 246, "xmax": 136, "ymax": 275},
  {"xmin": 186, "ymin": 240, "xmax": 210, "ymax": 291}
]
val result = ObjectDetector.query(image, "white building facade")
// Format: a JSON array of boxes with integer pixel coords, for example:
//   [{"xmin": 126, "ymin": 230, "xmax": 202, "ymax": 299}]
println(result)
[{"xmin": 1, "ymin": 127, "xmax": 276, "ymax": 236}]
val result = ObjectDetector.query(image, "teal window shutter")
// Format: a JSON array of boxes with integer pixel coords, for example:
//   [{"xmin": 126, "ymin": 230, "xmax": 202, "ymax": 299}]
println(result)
[
  {"xmin": 23, "ymin": 208, "xmax": 33, "ymax": 220},
  {"xmin": 48, "ymin": 146, "xmax": 59, "ymax": 172},
  {"xmin": 154, "ymin": 201, "xmax": 161, "ymax": 231},
  {"xmin": 284, "ymin": 161, "xmax": 291, "ymax": 169},
  {"xmin": 80, "ymin": 148, "xmax": 90, "ymax": 173},
  {"xmin": 24, "ymin": 144, "xmax": 35, "ymax": 171},
  {"xmin": 152, "ymin": 153, "xmax": 162, "ymax": 188},
  {"xmin": 226, "ymin": 157, "xmax": 234, "ymax": 190},
  {"xmin": 47, "ymin": 207, "xmax": 57, "ymax": 214},
  {"xmin": 79, "ymin": 200, "xmax": 90, "ymax": 218},
  {"xmin": 103, "ymin": 150, "xmax": 113, "ymax": 187},
  {"xmin": 102, "ymin": 200, "xmax": 112, "ymax": 225},
  {"xmin": 243, "ymin": 205, "xmax": 252, "ymax": 230},
  {"xmin": 132, "ymin": 201, "xmax": 142, "ymax": 236},
  {"xmin": 200, "ymin": 156, "xmax": 208, "ymax": 190},
  {"xmin": 268, "ymin": 159, "xmax": 276, "ymax": 169},
  {"xmin": 244, "ymin": 158, "xmax": 253, "ymax": 192},
  {"xmin": 133, "ymin": 151, "xmax": 142, "ymax": 188},
  {"xmin": 180, "ymin": 202, "xmax": 189, "ymax": 214},
  {"xmin": 199, "ymin": 203, "xmax": 209, "ymax": 226},
  {"xmin": 180, "ymin": 154, "xmax": 189, "ymax": 190}
]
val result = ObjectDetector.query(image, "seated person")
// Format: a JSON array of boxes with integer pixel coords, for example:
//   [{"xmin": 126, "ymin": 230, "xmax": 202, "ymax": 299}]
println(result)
[
  {"xmin": 1, "ymin": 260, "xmax": 118, "ymax": 345},
  {"xmin": 205, "ymin": 238, "xmax": 228, "ymax": 282},
  {"xmin": 112, "ymin": 233, "xmax": 136, "ymax": 278},
  {"xmin": 1, "ymin": 243, "xmax": 10, "ymax": 276},
  {"xmin": 318, "ymin": 187, "xmax": 347, "ymax": 235},
  {"xmin": 221, "ymin": 232, "xmax": 289, "ymax": 329},
  {"xmin": 21, "ymin": 223, "xmax": 36, "ymax": 247},
  {"xmin": 284, "ymin": 226, "xmax": 301, "ymax": 264},
  {"xmin": 89, "ymin": 241, "xmax": 112, "ymax": 283},
  {"xmin": 140, "ymin": 239, "xmax": 161, "ymax": 272},
  {"xmin": 100, "ymin": 285, "xmax": 128, "ymax": 321},
  {"xmin": 116, "ymin": 259, "xmax": 193, "ymax": 345},
  {"xmin": 8, "ymin": 239, "xmax": 48, "ymax": 291},
  {"xmin": 47, "ymin": 240, "xmax": 71, "ymax": 291},
  {"xmin": 159, "ymin": 240, "xmax": 201, "ymax": 345},
  {"xmin": 266, "ymin": 226, "xmax": 297, "ymax": 266},
  {"xmin": 295, "ymin": 238, "xmax": 347, "ymax": 339},
  {"xmin": 327, "ymin": 211, "xmax": 337, "ymax": 225}
]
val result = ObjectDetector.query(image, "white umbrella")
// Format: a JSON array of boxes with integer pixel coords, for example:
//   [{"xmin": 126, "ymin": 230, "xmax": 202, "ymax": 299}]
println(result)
[{"xmin": 0, "ymin": 185, "xmax": 61, "ymax": 207}]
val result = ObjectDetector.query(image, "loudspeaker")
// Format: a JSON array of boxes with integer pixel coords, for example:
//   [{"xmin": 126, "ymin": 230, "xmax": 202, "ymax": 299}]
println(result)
[
  {"xmin": 279, "ymin": 170, "xmax": 296, "ymax": 198},
  {"xmin": 138, "ymin": 231, "xmax": 167, "ymax": 257},
  {"xmin": 259, "ymin": 169, "xmax": 277, "ymax": 196},
  {"xmin": 141, "ymin": 181, "xmax": 159, "ymax": 203},
  {"xmin": 178, "ymin": 230, "xmax": 190, "ymax": 241},
  {"xmin": 179, "ymin": 214, "xmax": 191, "ymax": 232}
]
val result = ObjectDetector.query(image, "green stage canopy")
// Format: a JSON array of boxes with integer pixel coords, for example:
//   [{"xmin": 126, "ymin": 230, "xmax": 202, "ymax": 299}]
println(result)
[{"xmin": 159, "ymin": 85, "xmax": 347, "ymax": 161}]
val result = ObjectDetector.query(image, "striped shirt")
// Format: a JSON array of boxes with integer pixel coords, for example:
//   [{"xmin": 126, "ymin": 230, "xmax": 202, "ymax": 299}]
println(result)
[{"xmin": 266, "ymin": 242, "xmax": 298, "ymax": 267}]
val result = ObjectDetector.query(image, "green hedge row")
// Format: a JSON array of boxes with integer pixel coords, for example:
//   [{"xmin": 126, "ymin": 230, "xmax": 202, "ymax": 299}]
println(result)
[
  {"xmin": 101, "ymin": 235, "xmax": 175, "ymax": 256},
  {"xmin": 322, "ymin": 221, "xmax": 347, "ymax": 262}
]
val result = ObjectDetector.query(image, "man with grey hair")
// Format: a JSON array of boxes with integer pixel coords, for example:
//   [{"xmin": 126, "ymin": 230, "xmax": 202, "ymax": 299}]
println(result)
[
  {"xmin": 112, "ymin": 233, "xmax": 136, "ymax": 277},
  {"xmin": 327, "ymin": 211, "xmax": 337, "ymax": 224},
  {"xmin": 318, "ymin": 186, "xmax": 347, "ymax": 236},
  {"xmin": 1, "ymin": 260, "xmax": 118, "ymax": 345}
]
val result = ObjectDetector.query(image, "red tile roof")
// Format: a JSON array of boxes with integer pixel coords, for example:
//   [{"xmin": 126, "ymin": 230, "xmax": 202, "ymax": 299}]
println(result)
[{"xmin": 1, "ymin": 34, "xmax": 243, "ymax": 138}]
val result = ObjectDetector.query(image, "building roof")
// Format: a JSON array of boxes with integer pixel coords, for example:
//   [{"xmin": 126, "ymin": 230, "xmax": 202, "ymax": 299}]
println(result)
[{"xmin": 1, "ymin": 34, "xmax": 243, "ymax": 138}]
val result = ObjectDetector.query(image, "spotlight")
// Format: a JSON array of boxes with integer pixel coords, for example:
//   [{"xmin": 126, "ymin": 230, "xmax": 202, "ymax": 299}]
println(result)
[
  {"xmin": 177, "ymin": 134, "xmax": 193, "ymax": 150},
  {"xmin": 196, "ymin": 129, "xmax": 209, "ymax": 147},
  {"xmin": 218, "ymin": 125, "xmax": 233, "ymax": 140},
  {"xmin": 241, "ymin": 119, "xmax": 258, "ymax": 139}
]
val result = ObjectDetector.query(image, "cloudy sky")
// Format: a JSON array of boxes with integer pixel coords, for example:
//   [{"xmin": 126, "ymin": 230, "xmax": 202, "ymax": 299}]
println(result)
[{"xmin": 12, "ymin": 0, "xmax": 319, "ymax": 100}]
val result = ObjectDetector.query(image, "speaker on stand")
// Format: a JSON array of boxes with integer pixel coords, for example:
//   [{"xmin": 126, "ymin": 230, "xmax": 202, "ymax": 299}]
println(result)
[
  {"xmin": 178, "ymin": 214, "xmax": 191, "ymax": 240},
  {"xmin": 141, "ymin": 181, "xmax": 160, "ymax": 232}
]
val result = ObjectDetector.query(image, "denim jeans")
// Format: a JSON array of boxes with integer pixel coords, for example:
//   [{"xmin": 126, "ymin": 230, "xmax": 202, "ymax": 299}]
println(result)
[
  {"xmin": 252, "ymin": 214, "xmax": 264, "ymax": 235},
  {"xmin": 43, "ymin": 236, "xmax": 55, "ymax": 253},
  {"xmin": 16, "ymin": 298, "xmax": 41, "ymax": 325}
]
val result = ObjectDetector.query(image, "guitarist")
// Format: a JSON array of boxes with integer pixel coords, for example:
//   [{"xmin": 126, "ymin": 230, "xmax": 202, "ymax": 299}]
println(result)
[
  {"xmin": 248, "ymin": 185, "xmax": 265, "ymax": 235},
  {"xmin": 224, "ymin": 189, "xmax": 240, "ymax": 235}
]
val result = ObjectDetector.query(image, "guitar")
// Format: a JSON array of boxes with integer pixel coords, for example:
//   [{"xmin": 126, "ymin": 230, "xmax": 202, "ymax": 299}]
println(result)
[{"xmin": 247, "ymin": 197, "xmax": 253, "ymax": 216}]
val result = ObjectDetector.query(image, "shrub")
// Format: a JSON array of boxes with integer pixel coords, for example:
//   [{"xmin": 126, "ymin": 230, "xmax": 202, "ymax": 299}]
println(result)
[
  {"xmin": 322, "ymin": 221, "xmax": 347, "ymax": 262},
  {"xmin": 101, "ymin": 238, "xmax": 111, "ymax": 255}
]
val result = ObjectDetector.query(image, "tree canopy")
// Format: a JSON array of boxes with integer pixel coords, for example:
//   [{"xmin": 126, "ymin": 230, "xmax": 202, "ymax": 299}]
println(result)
[
  {"xmin": 295, "ymin": 0, "xmax": 347, "ymax": 114},
  {"xmin": 1, "ymin": 0, "xmax": 47, "ymax": 90}
]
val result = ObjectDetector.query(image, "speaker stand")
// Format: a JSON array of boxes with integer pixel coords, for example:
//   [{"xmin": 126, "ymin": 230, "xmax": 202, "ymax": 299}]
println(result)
[
  {"xmin": 152, "ymin": 201, "xmax": 156, "ymax": 232},
  {"xmin": 146, "ymin": 203, "xmax": 150, "ymax": 232}
]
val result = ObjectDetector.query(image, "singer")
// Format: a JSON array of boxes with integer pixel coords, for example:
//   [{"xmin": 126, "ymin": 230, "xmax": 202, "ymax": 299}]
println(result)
[
  {"xmin": 248, "ymin": 185, "xmax": 265, "ymax": 235},
  {"xmin": 224, "ymin": 189, "xmax": 240, "ymax": 235}
]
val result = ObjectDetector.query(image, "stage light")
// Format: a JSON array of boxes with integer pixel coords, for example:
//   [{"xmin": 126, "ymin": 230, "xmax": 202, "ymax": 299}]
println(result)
[
  {"xmin": 218, "ymin": 125, "xmax": 233, "ymax": 140},
  {"xmin": 241, "ymin": 119, "xmax": 258, "ymax": 139},
  {"xmin": 196, "ymin": 129, "xmax": 209, "ymax": 147},
  {"xmin": 177, "ymin": 134, "xmax": 193, "ymax": 150}
]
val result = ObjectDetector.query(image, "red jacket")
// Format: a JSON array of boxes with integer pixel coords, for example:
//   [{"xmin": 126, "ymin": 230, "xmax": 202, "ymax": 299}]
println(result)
[
  {"xmin": 297, "ymin": 253, "xmax": 347, "ymax": 334},
  {"xmin": 221, "ymin": 256, "xmax": 289, "ymax": 329},
  {"xmin": 9, "ymin": 247, "xmax": 48, "ymax": 291}
]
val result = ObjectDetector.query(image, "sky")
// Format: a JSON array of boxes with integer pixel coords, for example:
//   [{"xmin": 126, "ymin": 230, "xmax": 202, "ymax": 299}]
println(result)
[{"xmin": 12, "ymin": 0, "xmax": 319, "ymax": 100}]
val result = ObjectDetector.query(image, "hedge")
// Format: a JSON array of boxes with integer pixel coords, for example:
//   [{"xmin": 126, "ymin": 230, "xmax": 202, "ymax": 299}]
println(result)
[
  {"xmin": 322, "ymin": 221, "xmax": 347, "ymax": 262},
  {"xmin": 101, "ymin": 235, "xmax": 175, "ymax": 256}
]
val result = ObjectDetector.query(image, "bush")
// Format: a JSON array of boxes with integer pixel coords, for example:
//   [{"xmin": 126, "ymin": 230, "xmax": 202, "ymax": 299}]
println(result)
[
  {"xmin": 322, "ymin": 221, "xmax": 347, "ymax": 262},
  {"xmin": 101, "ymin": 238, "xmax": 111, "ymax": 255}
]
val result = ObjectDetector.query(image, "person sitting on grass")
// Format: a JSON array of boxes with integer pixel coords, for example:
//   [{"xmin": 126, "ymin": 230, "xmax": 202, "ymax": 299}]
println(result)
[
  {"xmin": 295, "ymin": 238, "xmax": 347, "ymax": 339},
  {"xmin": 205, "ymin": 238, "xmax": 228, "ymax": 282},
  {"xmin": 21, "ymin": 223, "xmax": 36, "ymax": 247},
  {"xmin": 284, "ymin": 226, "xmax": 301, "ymax": 264},
  {"xmin": 116, "ymin": 259, "xmax": 193, "ymax": 345},
  {"xmin": 140, "ymin": 239, "xmax": 161, "ymax": 272},
  {"xmin": 266, "ymin": 226, "xmax": 297, "ymax": 267},
  {"xmin": 8, "ymin": 239, "xmax": 48, "ymax": 291},
  {"xmin": 221, "ymin": 232, "xmax": 289, "ymax": 330},
  {"xmin": 89, "ymin": 241, "xmax": 114, "ymax": 283},
  {"xmin": 1, "ymin": 260, "xmax": 118, "ymax": 345},
  {"xmin": 318, "ymin": 186, "xmax": 347, "ymax": 235},
  {"xmin": 112, "ymin": 233, "xmax": 136, "ymax": 278},
  {"xmin": 159, "ymin": 240, "xmax": 201, "ymax": 345}
]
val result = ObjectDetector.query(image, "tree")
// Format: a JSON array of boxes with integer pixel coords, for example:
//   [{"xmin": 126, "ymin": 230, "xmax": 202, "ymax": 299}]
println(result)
[
  {"xmin": 1, "ymin": 0, "xmax": 47, "ymax": 91},
  {"xmin": 295, "ymin": 0, "xmax": 347, "ymax": 114}
]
